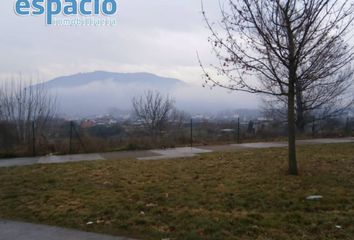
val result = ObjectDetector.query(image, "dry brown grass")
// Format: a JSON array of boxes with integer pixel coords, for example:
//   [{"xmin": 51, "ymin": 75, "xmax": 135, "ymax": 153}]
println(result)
[{"xmin": 0, "ymin": 143, "xmax": 353, "ymax": 239}]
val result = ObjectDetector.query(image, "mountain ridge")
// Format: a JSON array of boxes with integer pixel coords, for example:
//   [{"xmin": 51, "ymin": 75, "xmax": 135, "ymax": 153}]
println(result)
[
  {"xmin": 36, "ymin": 71, "xmax": 259, "ymax": 117},
  {"xmin": 43, "ymin": 71, "xmax": 186, "ymax": 88}
]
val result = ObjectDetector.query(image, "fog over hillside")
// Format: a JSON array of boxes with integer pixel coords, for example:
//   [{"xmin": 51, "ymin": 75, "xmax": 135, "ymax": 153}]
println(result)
[{"xmin": 42, "ymin": 71, "xmax": 259, "ymax": 117}]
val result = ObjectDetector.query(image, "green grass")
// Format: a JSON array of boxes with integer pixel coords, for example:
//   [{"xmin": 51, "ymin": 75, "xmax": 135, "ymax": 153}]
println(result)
[{"xmin": 0, "ymin": 143, "xmax": 353, "ymax": 239}]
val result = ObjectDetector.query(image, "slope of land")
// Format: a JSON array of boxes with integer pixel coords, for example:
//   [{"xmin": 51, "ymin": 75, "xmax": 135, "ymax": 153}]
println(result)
[{"xmin": 0, "ymin": 143, "xmax": 353, "ymax": 239}]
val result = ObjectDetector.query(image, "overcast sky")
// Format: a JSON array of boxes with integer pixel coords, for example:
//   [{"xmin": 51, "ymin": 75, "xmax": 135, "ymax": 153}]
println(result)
[
  {"xmin": 1, "ymin": 0, "xmax": 259, "ymax": 111},
  {"xmin": 1, "ymin": 1, "xmax": 222, "ymax": 82}
]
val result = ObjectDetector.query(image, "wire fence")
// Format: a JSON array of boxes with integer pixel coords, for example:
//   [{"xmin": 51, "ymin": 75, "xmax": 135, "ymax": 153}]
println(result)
[{"xmin": 0, "ymin": 117, "xmax": 353, "ymax": 158}]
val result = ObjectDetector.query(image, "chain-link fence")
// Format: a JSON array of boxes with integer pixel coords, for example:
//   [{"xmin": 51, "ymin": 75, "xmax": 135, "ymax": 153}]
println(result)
[{"xmin": 0, "ymin": 117, "xmax": 353, "ymax": 158}]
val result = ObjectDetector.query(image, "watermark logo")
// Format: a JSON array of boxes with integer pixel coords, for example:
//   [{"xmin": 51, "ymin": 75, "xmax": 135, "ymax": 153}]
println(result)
[{"xmin": 14, "ymin": 0, "xmax": 118, "ymax": 26}]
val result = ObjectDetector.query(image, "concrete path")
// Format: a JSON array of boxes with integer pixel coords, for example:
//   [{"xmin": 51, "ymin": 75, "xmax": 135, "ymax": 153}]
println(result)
[
  {"xmin": 0, "ymin": 154, "xmax": 106, "ymax": 168},
  {"xmin": 0, "ymin": 219, "xmax": 135, "ymax": 240},
  {"xmin": 196, "ymin": 137, "xmax": 354, "ymax": 152},
  {"xmin": 297, "ymin": 138, "xmax": 354, "ymax": 144},
  {"xmin": 0, "ymin": 137, "xmax": 353, "ymax": 168},
  {"xmin": 232, "ymin": 142, "xmax": 288, "ymax": 148},
  {"xmin": 137, "ymin": 147, "xmax": 213, "ymax": 160}
]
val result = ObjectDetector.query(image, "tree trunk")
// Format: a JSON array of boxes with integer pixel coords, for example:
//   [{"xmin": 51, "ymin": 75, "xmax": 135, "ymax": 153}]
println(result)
[
  {"xmin": 295, "ymin": 81, "xmax": 305, "ymax": 132},
  {"xmin": 288, "ymin": 83, "xmax": 298, "ymax": 175},
  {"xmin": 286, "ymin": 16, "xmax": 299, "ymax": 175}
]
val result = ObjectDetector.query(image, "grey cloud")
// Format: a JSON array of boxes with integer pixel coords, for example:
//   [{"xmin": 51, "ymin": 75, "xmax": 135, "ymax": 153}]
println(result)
[{"xmin": 1, "ymin": 0, "xmax": 260, "ymax": 114}]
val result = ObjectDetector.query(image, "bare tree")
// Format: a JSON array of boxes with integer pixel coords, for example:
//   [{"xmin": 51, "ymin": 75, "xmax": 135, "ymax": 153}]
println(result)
[
  {"xmin": 132, "ymin": 90, "xmax": 175, "ymax": 138},
  {"xmin": 200, "ymin": 0, "xmax": 354, "ymax": 174},
  {"xmin": 0, "ymin": 76, "xmax": 57, "ymax": 146}
]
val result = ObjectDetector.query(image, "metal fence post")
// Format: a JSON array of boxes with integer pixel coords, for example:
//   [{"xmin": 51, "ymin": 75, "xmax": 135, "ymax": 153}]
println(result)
[
  {"xmin": 69, "ymin": 121, "xmax": 73, "ymax": 154},
  {"xmin": 237, "ymin": 117, "xmax": 240, "ymax": 144},
  {"xmin": 190, "ymin": 118, "xmax": 193, "ymax": 148},
  {"xmin": 32, "ymin": 121, "xmax": 36, "ymax": 156},
  {"xmin": 312, "ymin": 117, "xmax": 316, "ymax": 137}
]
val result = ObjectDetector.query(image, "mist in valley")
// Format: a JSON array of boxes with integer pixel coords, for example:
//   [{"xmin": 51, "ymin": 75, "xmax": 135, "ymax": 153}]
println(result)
[{"xmin": 45, "ymin": 72, "xmax": 260, "ymax": 118}]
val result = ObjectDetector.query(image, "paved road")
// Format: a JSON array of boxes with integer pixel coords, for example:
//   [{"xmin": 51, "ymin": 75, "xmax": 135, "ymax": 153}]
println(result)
[
  {"xmin": 0, "ymin": 220, "xmax": 136, "ymax": 240},
  {"xmin": 0, "ymin": 137, "xmax": 353, "ymax": 168}
]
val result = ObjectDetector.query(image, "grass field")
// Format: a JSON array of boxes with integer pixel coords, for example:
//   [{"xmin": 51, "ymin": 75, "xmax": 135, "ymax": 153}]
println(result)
[{"xmin": 0, "ymin": 143, "xmax": 353, "ymax": 239}]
